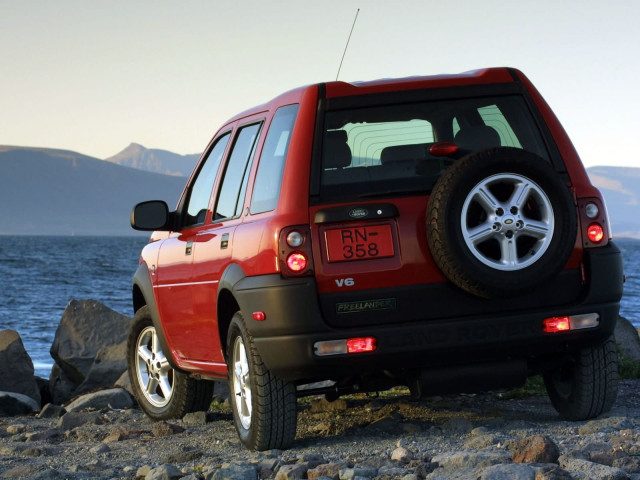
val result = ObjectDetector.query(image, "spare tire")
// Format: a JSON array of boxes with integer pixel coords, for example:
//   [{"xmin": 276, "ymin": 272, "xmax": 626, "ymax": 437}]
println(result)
[{"xmin": 427, "ymin": 147, "xmax": 577, "ymax": 298}]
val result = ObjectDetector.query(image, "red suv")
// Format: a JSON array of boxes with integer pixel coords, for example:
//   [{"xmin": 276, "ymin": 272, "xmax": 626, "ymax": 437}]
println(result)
[{"xmin": 128, "ymin": 68, "xmax": 624, "ymax": 451}]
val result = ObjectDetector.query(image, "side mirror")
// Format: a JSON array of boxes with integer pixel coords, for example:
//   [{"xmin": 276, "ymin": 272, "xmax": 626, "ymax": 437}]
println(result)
[{"xmin": 131, "ymin": 201, "xmax": 171, "ymax": 231}]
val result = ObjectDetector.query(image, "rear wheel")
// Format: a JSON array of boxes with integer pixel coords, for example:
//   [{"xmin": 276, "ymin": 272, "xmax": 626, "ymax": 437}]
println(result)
[
  {"xmin": 127, "ymin": 306, "xmax": 213, "ymax": 419},
  {"xmin": 544, "ymin": 336, "xmax": 618, "ymax": 420},
  {"xmin": 227, "ymin": 312, "xmax": 297, "ymax": 451}
]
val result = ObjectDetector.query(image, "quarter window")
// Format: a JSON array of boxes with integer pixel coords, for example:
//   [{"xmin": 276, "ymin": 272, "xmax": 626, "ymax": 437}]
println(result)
[{"xmin": 251, "ymin": 104, "xmax": 299, "ymax": 214}]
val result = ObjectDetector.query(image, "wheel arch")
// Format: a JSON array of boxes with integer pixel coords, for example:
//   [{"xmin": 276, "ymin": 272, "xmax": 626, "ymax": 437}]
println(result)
[
  {"xmin": 132, "ymin": 262, "xmax": 181, "ymax": 370},
  {"xmin": 217, "ymin": 263, "xmax": 246, "ymax": 363}
]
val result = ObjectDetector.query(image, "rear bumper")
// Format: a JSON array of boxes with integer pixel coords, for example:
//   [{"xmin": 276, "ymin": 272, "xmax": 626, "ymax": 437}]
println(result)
[{"xmin": 234, "ymin": 242, "xmax": 624, "ymax": 381}]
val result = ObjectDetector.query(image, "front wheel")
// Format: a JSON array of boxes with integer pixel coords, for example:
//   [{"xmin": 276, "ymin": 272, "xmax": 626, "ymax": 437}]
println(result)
[
  {"xmin": 227, "ymin": 312, "xmax": 297, "ymax": 451},
  {"xmin": 127, "ymin": 306, "xmax": 213, "ymax": 419},
  {"xmin": 544, "ymin": 336, "xmax": 618, "ymax": 420}
]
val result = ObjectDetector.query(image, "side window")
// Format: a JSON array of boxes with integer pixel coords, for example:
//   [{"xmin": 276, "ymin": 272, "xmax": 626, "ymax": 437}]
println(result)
[
  {"xmin": 250, "ymin": 104, "xmax": 299, "ymax": 214},
  {"xmin": 184, "ymin": 132, "xmax": 230, "ymax": 228},
  {"xmin": 214, "ymin": 123, "xmax": 262, "ymax": 220}
]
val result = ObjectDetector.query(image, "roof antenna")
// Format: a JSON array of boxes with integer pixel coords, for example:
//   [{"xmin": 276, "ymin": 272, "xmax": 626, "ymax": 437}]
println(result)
[{"xmin": 336, "ymin": 8, "xmax": 360, "ymax": 81}]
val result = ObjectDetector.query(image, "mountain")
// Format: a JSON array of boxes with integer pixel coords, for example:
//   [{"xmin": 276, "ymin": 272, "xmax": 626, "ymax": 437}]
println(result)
[
  {"xmin": 587, "ymin": 166, "xmax": 640, "ymax": 239},
  {"xmin": 105, "ymin": 143, "xmax": 199, "ymax": 176},
  {"xmin": 0, "ymin": 146, "xmax": 186, "ymax": 236},
  {"xmin": 0, "ymin": 145, "xmax": 637, "ymax": 237}
]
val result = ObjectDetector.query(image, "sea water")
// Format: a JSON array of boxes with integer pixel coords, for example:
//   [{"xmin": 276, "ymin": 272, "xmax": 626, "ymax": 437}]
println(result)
[{"xmin": 0, "ymin": 235, "xmax": 638, "ymax": 379}]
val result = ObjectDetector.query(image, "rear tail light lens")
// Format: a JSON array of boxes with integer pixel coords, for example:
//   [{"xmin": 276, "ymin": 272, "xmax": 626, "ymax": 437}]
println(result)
[
  {"xmin": 314, "ymin": 337, "xmax": 377, "ymax": 356},
  {"xmin": 286, "ymin": 253, "xmax": 307, "ymax": 272},
  {"xmin": 578, "ymin": 198, "xmax": 610, "ymax": 247},
  {"xmin": 542, "ymin": 313, "xmax": 599, "ymax": 333},
  {"xmin": 346, "ymin": 337, "xmax": 377, "ymax": 353},
  {"xmin": 584, "ymin": 202, "xmax": 599, "ymax": 219},
  {"xmin": 587, "ymin": 223, "xmax": 605, "ymax": 243},
  {"xmin": 286, "ymin": 231, "xmax": 304, "ymax": 247},
  {"xmin": 279, "ymin": 226, "xmax": 314, "ymax": 277}
]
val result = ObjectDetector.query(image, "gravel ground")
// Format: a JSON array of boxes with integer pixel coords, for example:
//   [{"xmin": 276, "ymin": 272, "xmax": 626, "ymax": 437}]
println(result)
[{"xmin": 1, "ymin": 379, "xmax": 640, "ymax": 479}]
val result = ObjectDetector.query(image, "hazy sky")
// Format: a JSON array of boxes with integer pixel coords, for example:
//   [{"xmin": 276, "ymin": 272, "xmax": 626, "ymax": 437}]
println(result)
[{"xmin": 1, "ymin": 0, "xmax": 638, "ymax": 168}]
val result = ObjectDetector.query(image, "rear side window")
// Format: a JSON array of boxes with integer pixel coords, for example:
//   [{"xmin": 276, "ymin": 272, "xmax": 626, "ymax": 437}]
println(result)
[
  {"xmin": 319, "ymin": 95, "xmax": 548, "ymax": 201},
  {"xmin": 250, "ymin": 104, "xmax": 299, "ymax": 214},
  {"xmin": 214, "ymin": 123, "xmax": 261, "ymax": 220}
]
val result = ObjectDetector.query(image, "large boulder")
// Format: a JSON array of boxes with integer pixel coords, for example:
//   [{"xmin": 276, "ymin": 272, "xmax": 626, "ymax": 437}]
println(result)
[
  {"xmin": 49, "ymin": 300, "xmax": 131, "ymax": 403},
  {"xmin": 0, "ymin": 329, "xmax": 41, "ymax": 405},
  {"xmin": 615, "ymin": 316, "xmax": 640, "ymax": 363}
]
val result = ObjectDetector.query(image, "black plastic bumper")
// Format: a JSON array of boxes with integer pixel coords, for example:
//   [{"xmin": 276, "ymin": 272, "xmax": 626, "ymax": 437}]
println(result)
[{"xmin": 233, "ymin": 242, "xmax": 624, "ymax": 381}]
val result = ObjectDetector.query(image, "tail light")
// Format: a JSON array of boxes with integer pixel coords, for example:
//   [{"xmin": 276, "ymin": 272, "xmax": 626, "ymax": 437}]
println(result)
[
  {"xmin": 278, "ymin": 225, "xmax": 314, "ymax": 277},
  {"xmin": 542, "ymin": 313, "xmax": 599, "ymax": 333},
  {"xmin": 577, "ymin": 198, "xmax": 610, "ymax": 247},
  {"xmin": 314, "ymin": 337, "xmax": 377, "ymax": 356}
]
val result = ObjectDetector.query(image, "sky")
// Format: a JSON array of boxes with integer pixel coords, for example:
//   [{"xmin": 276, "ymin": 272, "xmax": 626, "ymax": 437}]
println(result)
[{"xmin": 1, "ymin": 0, "xmax": 639, "ymax": 168}]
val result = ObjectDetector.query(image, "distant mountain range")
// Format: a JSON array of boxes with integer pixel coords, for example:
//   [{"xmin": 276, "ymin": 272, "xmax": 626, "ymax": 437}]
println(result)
[
  {"xmin": 0, "ymin": 146, "xmax": 186, "ymax": 236},
  {"xmin": 105, "ymin": 143, "xmax": 199, "ymax": 177},
  {"xmin": 0, "ymin": 144, "xmax": 638, "ymax": 238}
]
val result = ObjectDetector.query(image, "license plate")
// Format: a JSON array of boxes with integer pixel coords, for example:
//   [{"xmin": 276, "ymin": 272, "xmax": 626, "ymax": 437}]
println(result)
[{"xmin": 325, "ymin": 225, "xmax": 394, "ymax": 262}]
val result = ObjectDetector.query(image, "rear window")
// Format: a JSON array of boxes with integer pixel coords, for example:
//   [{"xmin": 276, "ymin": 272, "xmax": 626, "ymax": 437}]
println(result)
[{"xmin": 319, "ymin": 95, "xmax": 548, "ymax": 201}]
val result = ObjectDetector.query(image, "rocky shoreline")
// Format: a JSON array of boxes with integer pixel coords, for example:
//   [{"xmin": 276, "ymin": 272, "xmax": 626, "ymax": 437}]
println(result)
[{"xmin": 1, "ymin": 379, "xmax": 640, "ymax": 479}]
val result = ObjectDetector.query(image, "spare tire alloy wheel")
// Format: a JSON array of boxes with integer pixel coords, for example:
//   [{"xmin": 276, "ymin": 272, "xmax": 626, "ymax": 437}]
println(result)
[
  {"xmin": 427, "ymin": 147, "xmax": 577, "ymax": 298},
  {"xmin": 462, "ymin": 173, "xmax": 554, "ymax": 271}
]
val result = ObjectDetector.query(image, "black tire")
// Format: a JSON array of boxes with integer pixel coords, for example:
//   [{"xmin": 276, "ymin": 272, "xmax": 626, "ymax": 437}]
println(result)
[
  {"xmin": 427, "ymin": 147, "xmax": 577, "ymax": 298},
  {"xmin": 227, "ymin": 312, "xmax": 297, "ymax": 451},
  {"xmin": 127, "ymin": 306, "xmax": 214, "ymax": 419},
  {"xmin": 544, "ymin": 336, "xmax": 618, "ymax": 420}
]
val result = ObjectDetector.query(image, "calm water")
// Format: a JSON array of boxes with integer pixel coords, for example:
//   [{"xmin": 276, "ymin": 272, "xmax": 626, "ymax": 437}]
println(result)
[{"xmin": 1, "ymin": 236, "xmax": 639, "ymax": 379}]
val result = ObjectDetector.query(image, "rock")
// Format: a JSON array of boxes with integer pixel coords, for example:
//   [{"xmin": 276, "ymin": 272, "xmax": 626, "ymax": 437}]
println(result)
[
  {"xmin": 508, "ymin": 435, "xmax": 560, "ymax": 464},
  {"xmin": 479, "ymin": 463, "xmax": 536, "ymax": 480},
  {"xmin": 276, "ymin": 464, "xmax": 308, "ymax": 480},
  {"xmin": 48, "ymin": 363, "xmax": 78, "ymax": 405},
  {"xmin": 152, "ymin": 421, "xmax": 185, "ymax": 437},
  {"xmin": 558, "ymin": 456, "xmax": 629, "ymax": 480},
  {"xmin": 114, "ymin": 369, "xmax": 133, "ymax": 395},
  {"xmin": 183, "ymin": 411, "xmax": 208, "ymax": 425},
  {"xmin": 0, "ymin": 329, "xmax": 41, "ymax": 405},
  {"xmin": 146, "ymin": 464, "xmax": 183, "ymax": 480},
  {"xmin": 64, "ymin": 387, "xmax": 133, "ymax": 411},
  {"xmin": 57, "ymin": 411, "xmax": 106, "ymax": 430},
  {"xmin": 391, "ymin": 446, "xmax": 414, "ymax": 463},
  {"xmin": 307, "ymin": 463, "xmax": 347, "ymax": 479},
  {"xmin": 49, "ymin": 299, "xmax": 131, "ymax": 402},
  {"xmin": 6, "ymin": 423, "xmax": 26, "ymax": 434},
  {"xmin": 165, "ymin": 448, "xmax": 203, "ymax": 464},
  {"xmin": 432, "ymin": 451, "xmax": 512, "ymax": 470},
  {"xmin": 37, "ymin": 403, "xmax": 66, "ymax": 418},
  {"xmin": 0, "ymin": 391, "xmax": 40, "ymax": 415},
  {"xmin": 207, "ymin": 463, "xmax": 258, "ymax": 480},
  {"xmin": 615, "ymin": 316, "xmax": 640, "ymax": 362},
  {"xmin": 578, "ymin": 417, "xmax": 634, "ymax": 435}
]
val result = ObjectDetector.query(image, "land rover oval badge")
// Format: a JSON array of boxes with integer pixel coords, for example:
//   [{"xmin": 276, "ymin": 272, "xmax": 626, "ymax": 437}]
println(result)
[{"xmin": 349, "ymin": 208, "xmax": 368, "ymax": 219}]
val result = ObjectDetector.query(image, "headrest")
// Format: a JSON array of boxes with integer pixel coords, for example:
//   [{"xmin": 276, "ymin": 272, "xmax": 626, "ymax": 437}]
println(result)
[
  {"xmin": 380, "ymin": 144, "xmax": 428, "ymax": 164},
  {"xmin": 323, "ymin": 130, "xmax": 352, "ymax": 169},
  {"xmin": 454, "ymin": 126, "xmax": 501, "ymax": 151}
]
